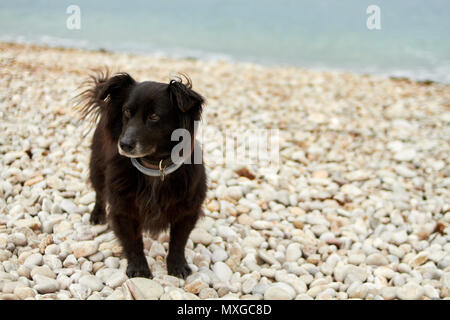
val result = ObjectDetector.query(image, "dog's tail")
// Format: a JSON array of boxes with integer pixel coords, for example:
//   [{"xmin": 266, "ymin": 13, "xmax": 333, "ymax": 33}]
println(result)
[{"xmin": 73, "ymin": 68, "xmax": 112, "ymax": 124}]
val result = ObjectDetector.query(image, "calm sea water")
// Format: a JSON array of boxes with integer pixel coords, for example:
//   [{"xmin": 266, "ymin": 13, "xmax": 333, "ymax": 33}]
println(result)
[{"xmin": 1, "ymin": 0, "xmax": 449, "ymax": 82}]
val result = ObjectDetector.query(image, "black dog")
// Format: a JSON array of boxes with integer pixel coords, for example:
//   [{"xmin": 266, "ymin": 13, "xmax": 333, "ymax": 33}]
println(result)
[{"xmin": 77, "ymin": 71, "xmax": 206, "ymax": 278}]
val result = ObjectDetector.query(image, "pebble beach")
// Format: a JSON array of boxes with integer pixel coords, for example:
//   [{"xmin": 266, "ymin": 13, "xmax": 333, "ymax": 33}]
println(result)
[{"xmin": 0, "ymin": 42, "xmax": 449, "ymax": 300}]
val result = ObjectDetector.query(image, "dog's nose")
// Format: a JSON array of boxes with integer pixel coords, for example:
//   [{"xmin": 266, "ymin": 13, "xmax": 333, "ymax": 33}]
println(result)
[{"xmin": 119, "ymin": 140, "xmax": 135, "ymax": 153}]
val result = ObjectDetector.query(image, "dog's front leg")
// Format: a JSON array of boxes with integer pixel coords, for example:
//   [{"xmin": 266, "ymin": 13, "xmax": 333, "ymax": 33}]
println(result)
[
  {"xmin": 167, "ymin": 213, "xmax": 198, "ymax": 279},
  {"xmin": 110, "ymin": 211, "xmax": 152, "ymax": 278}
]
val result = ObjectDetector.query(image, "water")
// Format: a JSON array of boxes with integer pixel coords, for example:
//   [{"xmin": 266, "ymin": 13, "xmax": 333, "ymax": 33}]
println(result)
[{"xmin": 1, "ymin": 0, "xmax": 449, "ymax": 83}]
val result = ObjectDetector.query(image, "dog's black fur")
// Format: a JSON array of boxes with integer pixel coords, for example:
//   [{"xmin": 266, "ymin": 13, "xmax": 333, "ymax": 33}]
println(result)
[{"xmin": 77, "ymin": 71, "xmax": 206, "ymax": 278}]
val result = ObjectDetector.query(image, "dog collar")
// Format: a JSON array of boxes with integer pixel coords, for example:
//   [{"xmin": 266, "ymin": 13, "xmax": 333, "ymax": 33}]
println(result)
[
  {"xmin": 130, "ymin": 157, "xmax": 184, "ymax": 181},
  {"xmin": 130, "ymin": 138, "xmax": 197, "ymax": 181}
]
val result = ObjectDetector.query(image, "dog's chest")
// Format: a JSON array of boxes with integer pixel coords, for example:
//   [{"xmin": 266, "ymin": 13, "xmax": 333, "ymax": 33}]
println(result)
[{"xmin": 135, "ymin": 178, "xmax": 185, "ymax": 231}]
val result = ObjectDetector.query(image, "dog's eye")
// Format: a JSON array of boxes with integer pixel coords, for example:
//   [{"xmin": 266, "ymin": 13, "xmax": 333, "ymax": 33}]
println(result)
[
  {"xmin": 123, "ymin": 109, "xmax": 131, "ymax": 118},
  {"xmin": 148, "ymin": 113, "xmax": 160, "ymax": 121}
]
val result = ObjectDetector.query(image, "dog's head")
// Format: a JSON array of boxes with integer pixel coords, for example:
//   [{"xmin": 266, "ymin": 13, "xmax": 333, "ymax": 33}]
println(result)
[{"xmin": 80, "ymin": 72, "xmax": 205, "ymax": 160}]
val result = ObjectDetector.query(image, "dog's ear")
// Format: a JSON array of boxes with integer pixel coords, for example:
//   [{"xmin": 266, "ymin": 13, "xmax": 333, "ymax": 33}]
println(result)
[
  {"xmin": 76, "ymin": 71, "xmax": 136, "ymax": 140},
  {"xmin": 76, "ymin": 71, "xmax": 135, "ymax": 123},
  {"xmin": 97, "ymin": 72, "xmax": 135, "ymax": 101},
  {"xmin": 168, "ymin": 77, "xmax": 205, "ymax": 119}
]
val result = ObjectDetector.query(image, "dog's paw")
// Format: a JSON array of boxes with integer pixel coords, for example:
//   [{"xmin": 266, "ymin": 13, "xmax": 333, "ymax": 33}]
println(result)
[
  {"xmin": 167, "ymin": 259, "xmax": 192, "ymax": 279},
  {"xmin": 126, "ymin": 261, "xmax": 152, "ymax": 278},
  {"xmin": 89, "ymin": 214, "xmax": 106, "ymax": 225},
  {"xmin": 89, "ymin": 205, "xmax": 106, "ymax": 225}
]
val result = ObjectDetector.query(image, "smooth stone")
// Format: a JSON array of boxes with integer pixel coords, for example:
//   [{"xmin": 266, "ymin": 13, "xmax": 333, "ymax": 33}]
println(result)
[
  {"xmin": 190, "ymin": 228, "xmax": 213, "ymax": 245},
  {"xmin": 87, "ymin": 292, "xmax": 103, "ymax": 300},
  {"xmin": 105, "ymin": 271, "xmax": 128, "ymax": 289},
  {"xmin": 79, "ymin": 192, "xmax": 96, "ymax": 205},
  {"xmin": 96, "ymin": 268, "xmax": 119, "ymax": 282},
  {"xmin": 258, "ymin": 250, "xmax": 280, "ymax": 266},
  {"xmin": 17, "ymin": 265, "xmax": 31, "ymax": 278},
  {"xmin": 2, "ymin": 281, "xmax": 22, "ymax": 294},
  {"xmin": 391, "ymin": 230, "xmax": 408, "ymax": 245},
  {"xmin": 184, "ymin": 278, "xmax": 209, "ymax": 294},
  {"xmin": 93, "ymin": 262, "xmax": 104, "ymax": 273},
  {"xmin": 366, "ymin": 253, "xmax": 389, "ymax": 266},
  {"xmin": 437, "ymin": 256, "xmax": 450, "ymax": 269},
  {"xmin": 217, "ymin": 226, "xmax": 237, "ymax": 240},
  {"xmin": 238, "ymin": 214, "xmax": 254, "ymax": 225},
  {"xmin": 23, "ymin": 253, "xmax": 43, "ymax": 268},
  {"xmin": 227, "ymin": 186, "xmax": 243, "ymax": 200},
  {"xmin": 395, "ymin": 165, "xmax": 416, "ymax": 178},
  {"xmin": 409, "ymin": 252, "xmax": 428, "ymax": 267},
  {"xmin": 69, "ymin": 283, "xmax": 92, "ymax": 300},
  {"xmin": 63, "ymin": 254, "xmax": 78, "ymax": 267},
  {"xmin": 0, "ymin": 293, "xmax": 19, "ymax": 300},
  {"xmin": 159, "ymin": 275, "xmax": 182, "ymax": 288},
  {"xmin": 149, "ymin": 242, "xmax": 166, "ymax": 258},
  {"xmin": 44, "ymin": 244, "xmax": 61, "ymax": 256},
  {"xmin": 56, "ymin": 274, "xmax": 71, "ymax": 290},
  {"xmin": 71, "ymin": 241, "xmax": 99, "ymax": 258},
  {"xmin": 264, "ymin": 283, "xmax": 295, "ymax": 300},
  {"xmin": 440, "ymin": 273, "xmax": 450, "ymax": 296},
  {"xmin": 242, "ymin": 277, "xmax": 258, "ymax": 294},
  {"xmin": 347, "ymin": 281, "xmax": 368, "ymax": 299},
  {"xmin": 295, "ymin": 294, "xmax": 314, "ymax": 300},
  {"xmin": 105, "ymin": 288, "xmax": 125, "ymax": 300},
  {"xmin": 81, "ymin": 261, "xmax": 93, "ymax": 273},
  {"xmin": 285, "ymin": 243, "xmax": 302, "ymax": 262},
  {"xmin": 53, "ymin": 221, "xmax": 72, "ymax": 234},
  {"xmin": 31, "ymin": 265, "xmax": 56, "ymax": 280},
  {"xmin": 9, "ymin": 233, "xmax": 27, "ymax": 246},
  {"xmin": 396, "ymin": 282, "xmax": 424, "ymax": 300},
  {"xmin": 123, "ymin": 278, "xmax": 164, "ymax": 300},
  {"xmin": 104, "ymin": 256, "xmax": 120, "ymax": 269},
  {"xmin": 423, "ymin": 285, "xmax": 440, "ymax": 299},
  {"xmin": 34, "ymin": 275, "xmax": 59, "ymax": 294},
  {"xmin": 212, "ymin": 248, "xmax": 228, "ymax": 263},
  {"xmin": 0, "ymin": 250, "xmax": 12, "ymax": 262},
  {"xmin": 345, "ymin": 265, "xmax": 368, "ymax": 284},
  {"xmin": 374, "ymin": 266, "xmax": 396, "ymax": 279},
  {"xmin": 60, "ymin": 199, "xmax": 78, "ymax": 214},
  {"xmin": 14, "ymin": 286, "xmax": 35, "ymax": 299},
  {"xmin": 198, "ymin": 287, "xmax": 218, "ymax": 299},
  {"xmin": 381, "ymin": 287, "xmax": 397, "ymax": 300},
  {"xmin": 398, "ymin": 263, "xmax": 412, "ymax": 274},
  {"xmin": 333, "ymin": 265, "xmax": 347, "ymax": 282},
  {"xmin": 13, "ymin": 218, "xmax": 41, "ymax": 231},
  {"xmin": 291, "ymin": 278, "xmax": 307, "ymax": 294},
  {"xmin": 79, "ymin": 275, "xmax": 104, "ymax": 292},
  {"xmin": 88, "ymin": 252, "xmax": 104, "ymax": 263},
  {"xmin": 393, "ymin": 149, "xmax": 416, "ymax": 162},
  {"xmin": 251, "ymin": 221, "xmax": 272, "ymax": 230},
  {"xmin": 241, "ymin": 236, "xmax": 264, "ymax": 249},
  {"xmin": 212, "ymin": 262, "xmax": 233, "ymax": 283}
]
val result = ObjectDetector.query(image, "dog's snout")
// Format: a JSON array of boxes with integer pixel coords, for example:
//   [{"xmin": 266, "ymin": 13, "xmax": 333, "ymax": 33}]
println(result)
[{"xmin": 119, "ymin": 139, "xmax": 135, "ymax": 152}]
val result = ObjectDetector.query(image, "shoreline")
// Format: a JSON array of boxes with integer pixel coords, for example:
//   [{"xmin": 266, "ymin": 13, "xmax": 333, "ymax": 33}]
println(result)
[{"xmin": 1, "ymin": 41, "xmax": 446, "ymax": 87}]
